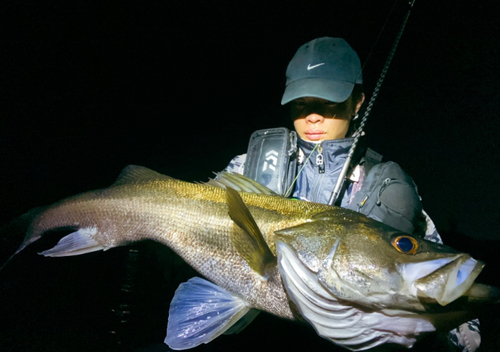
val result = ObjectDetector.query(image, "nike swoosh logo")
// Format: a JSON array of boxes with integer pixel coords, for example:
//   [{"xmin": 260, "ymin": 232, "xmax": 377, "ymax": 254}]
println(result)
[{"xmin": 307, "ymin": 63, "xmax": 325, "ymax": 70}]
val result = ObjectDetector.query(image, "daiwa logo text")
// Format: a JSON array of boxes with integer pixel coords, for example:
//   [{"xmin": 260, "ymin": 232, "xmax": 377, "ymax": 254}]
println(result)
[{"xmin": 262, "ymin": 150, "xmax": 278, "ymax": 171}]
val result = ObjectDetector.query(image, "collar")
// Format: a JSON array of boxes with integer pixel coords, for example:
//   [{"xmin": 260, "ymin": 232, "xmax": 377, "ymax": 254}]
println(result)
[{"xmin": 297, "ymin": 137, "xmax": 355, "ymax": 153}]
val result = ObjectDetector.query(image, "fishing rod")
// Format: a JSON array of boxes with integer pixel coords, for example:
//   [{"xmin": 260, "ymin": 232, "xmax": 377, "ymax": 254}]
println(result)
[{"xmin": 328, "ymin": 0, "xmax": 417, "ymax": 206}]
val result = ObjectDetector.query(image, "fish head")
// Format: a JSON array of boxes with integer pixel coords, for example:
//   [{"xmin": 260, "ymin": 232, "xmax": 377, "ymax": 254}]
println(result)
[{"xmin": 275, "ymin": 209, "xmax": 486, "ymax": 312}]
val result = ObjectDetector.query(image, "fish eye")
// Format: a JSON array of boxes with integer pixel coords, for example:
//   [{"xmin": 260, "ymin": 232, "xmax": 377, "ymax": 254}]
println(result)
[{"xmin": 391, "ymin": 235, "xmax": 419, "ymax": 255}]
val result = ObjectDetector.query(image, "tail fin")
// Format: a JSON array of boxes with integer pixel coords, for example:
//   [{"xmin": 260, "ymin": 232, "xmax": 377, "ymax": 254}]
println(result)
[{"xmin": 0, "ymin": 207, "xmax": 45, "ymax": 270}]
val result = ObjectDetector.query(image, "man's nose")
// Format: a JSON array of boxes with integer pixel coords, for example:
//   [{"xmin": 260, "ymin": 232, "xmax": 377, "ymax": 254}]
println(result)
[{"xmin": 305, "ymin": 113, "xmax": 324, "ymax": 124}]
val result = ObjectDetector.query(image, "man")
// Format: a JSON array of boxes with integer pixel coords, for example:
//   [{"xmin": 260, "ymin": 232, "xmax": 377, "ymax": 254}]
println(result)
[{"xmin": 225, "ymin": 36, "xmax": 480, "ymax": 352}]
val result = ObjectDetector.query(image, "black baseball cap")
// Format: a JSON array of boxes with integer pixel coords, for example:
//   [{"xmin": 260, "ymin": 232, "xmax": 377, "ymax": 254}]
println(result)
[{"xmin": 281, "ymin": 37, "xmax": 363, "ymax": 105}]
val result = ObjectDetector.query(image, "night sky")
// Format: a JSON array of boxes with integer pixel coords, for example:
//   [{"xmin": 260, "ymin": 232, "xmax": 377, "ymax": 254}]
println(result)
[{"xmin": 1, "ymin": 1, "xmax": 500, "ymax": 351}]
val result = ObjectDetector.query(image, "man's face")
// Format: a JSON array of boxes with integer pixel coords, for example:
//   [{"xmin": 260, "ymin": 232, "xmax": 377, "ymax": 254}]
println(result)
[{"xmin": 290, "ymin": 95, "xmax": 363, "ymax": 142}]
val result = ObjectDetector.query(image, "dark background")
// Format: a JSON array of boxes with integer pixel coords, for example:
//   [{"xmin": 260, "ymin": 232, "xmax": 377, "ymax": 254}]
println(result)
[{"xmin": 1, "ymin": 0, "xmax": 499, "ymax": 351}]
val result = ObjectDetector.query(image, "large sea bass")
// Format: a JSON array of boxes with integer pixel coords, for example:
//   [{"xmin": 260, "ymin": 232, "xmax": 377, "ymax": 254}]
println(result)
[{"xmin": 3, "ymin": 165, "xmax": 498, "ymax": 351}]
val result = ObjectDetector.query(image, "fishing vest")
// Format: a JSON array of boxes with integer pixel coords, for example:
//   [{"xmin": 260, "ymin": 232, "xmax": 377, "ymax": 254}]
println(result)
[{"xmin": 228, "ymin": 127, "xmax": 435, "ymax": 237}]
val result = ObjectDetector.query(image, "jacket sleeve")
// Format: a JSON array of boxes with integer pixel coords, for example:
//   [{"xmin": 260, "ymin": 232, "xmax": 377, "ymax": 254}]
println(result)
[
  {"xmin": 223, "ymin": 154, "xmax": 247, "ymax": 175},
  {"xmin": 420, "ymin": 209, "xmax": 443, "ymax": 244}
]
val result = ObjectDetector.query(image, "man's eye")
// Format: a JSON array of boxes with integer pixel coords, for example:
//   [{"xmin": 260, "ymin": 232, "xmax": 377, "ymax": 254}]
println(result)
[
  {"xmin": 325, "ymin": 101, "xmax": 337, "ymax": 106},
  {"xmin": 293, "ymin": 101, "xmax": 306, "ymax": 107}
]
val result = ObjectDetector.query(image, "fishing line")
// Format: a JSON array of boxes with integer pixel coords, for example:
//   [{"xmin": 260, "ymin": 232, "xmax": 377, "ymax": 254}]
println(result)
[
  {"xmin": 328, "ymin": 0, "xmax": 417, "ymax": 206},
  {"xmin": 356, "ymin": 0, "xmax": 400, "ymax": 83},
  {"xmin": 285, "ymin": 138, "xmax": 321, "ymax": 197}
]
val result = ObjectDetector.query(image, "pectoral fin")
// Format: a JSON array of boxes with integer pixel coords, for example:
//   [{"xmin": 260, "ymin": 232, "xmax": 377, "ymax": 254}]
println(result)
[
  {"xmin": 166, "ymin": 277, "xmax": 253, "ymax": 350},
  {"xmin": 225, "ymin": 187, "xmax": 275, "ymax": 277}
]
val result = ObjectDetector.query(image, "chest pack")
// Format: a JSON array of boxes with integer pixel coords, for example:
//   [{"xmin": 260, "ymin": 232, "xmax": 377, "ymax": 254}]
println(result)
[{"xmin": 243, "ymin": 128, "xmax": 297, "ymax": 197}]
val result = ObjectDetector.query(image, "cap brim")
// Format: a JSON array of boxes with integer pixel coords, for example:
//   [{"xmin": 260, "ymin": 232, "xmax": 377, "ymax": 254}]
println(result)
[{"xmin": 281, "ymin": 78, "xmax": 355, "ymax": 105}]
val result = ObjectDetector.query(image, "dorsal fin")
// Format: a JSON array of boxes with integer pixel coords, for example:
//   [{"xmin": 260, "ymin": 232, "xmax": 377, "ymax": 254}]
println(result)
[
  {"xmin": 225, "ymin": 187, "xmax": 275, "ymax": 277},
  {"xmin": 113, "ymin": 165, "xmax": 173, "ymax": 185},
  {"xmin": 205, "ymin": 172, "xmax": 277, "ymax": 196}
]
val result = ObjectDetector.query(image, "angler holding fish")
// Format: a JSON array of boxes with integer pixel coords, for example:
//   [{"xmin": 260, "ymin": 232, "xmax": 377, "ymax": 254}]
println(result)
[
  {"xmin": 223, "ymin": 37, "xmax": 484, "ymax": 351},
  {"xmin": 0, "ymin": 12, "xmax": 496, "ymax": 350},
  {"xmin": 1, "ymin": 36, "xmax": 498, "ymax": 351},
  {"xmin": 1, "ymin": 34, "xmax": 497, "ymax": 352}
]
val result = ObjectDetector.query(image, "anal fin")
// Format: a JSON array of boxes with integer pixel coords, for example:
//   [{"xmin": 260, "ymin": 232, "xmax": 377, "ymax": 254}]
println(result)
[{"xmin": 39, "ymin": 227, "xmax": 105, "ymax": 257}]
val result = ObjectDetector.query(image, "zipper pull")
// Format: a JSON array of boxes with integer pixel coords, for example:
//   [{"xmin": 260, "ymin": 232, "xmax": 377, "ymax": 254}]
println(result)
[
  {"xmin": 376, "ymin": 178, "xmax": 392, "ymax": 205},
  {"xmin": 316, "ymin": 144, "xmax": 325, "ymax": 174}
]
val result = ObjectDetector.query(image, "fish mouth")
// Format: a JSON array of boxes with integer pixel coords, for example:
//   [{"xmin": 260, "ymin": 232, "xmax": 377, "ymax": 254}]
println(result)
[
  {"xmin": 276, "ymin": 240, "xmax": 435, "ymax": 351},
  {"xmin": 400, "ymin": 255, "xmax": 485, "ymax": 306}
]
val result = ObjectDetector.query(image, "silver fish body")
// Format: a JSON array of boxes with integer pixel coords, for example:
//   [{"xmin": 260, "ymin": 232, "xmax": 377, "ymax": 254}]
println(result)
[{"xmin": 23, "ymin": 167, "xmax": 332, "ymax": 320}]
